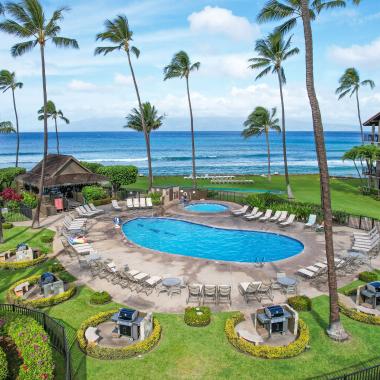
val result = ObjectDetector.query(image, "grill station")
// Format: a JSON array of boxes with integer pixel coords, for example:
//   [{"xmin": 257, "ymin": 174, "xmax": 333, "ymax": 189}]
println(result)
[
  {"xmin": 361, "ymin": 281, "xmax": 380, "ymax": 309},
  {"xmin": 111, "ymin": 308, "xmax": 145, "ymax": 341},
  {"xmin": 257, "ymin": 305, "xmax": 292, "ymax": 336},
  {"xmin": 38, "ymin": 272, "xmax": 64, "ymax": 297}
]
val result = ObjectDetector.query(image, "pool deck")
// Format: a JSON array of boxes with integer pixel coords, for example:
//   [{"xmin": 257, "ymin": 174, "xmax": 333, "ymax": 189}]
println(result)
[{"xmin": 33, "ymin": 201, "xmax": 377, "ymax": 313}]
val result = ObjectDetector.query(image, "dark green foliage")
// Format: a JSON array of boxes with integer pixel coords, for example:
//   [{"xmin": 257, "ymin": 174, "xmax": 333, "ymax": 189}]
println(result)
[
  {"xmin": 40, "ymin": 235, "xmax": 54, "ymax": 243},
  {"xmin": 0, "ymin": 167, "xmax": 25, "ymax": 189},
  {"xmin": 90, "ymin": 291, "xmax": 112, "ymax": 305},
  {"xmin": 358, "ymin": 271, "xmax": 378, "ymax": 283},
  {"xmin": 287, "ymin": 295, "xmax": 312, "ymax": 311},
  {"xmin": 82, "ymin": 185, "xmax": 107, "ymax": 202},
  {"xmin": 149, "ymin": 192, "xmax": 162, "ymax": 205},
  {"xmin": 80, "ymin": 161, "xmax": 104, "ymax": 173},
  {"xmin": 184, "ymin": 307, "xmax": 211, "ymax": 327},
  {"xmin": 21, "ymin": 191, "xmax": 38, "ymax": 208},
  {"xmin": 92, "ymin": 198, "xmax": 111, "ymax": 206},
  {"xmin": 0, "ymin": 346, "xmax": 7, "ymax": 380},
  {"xmin": 2, "ymin": 222, "xmax": 13, "ymax": 229},
  {"xmin": 97, "ymin": 166, "xmax": 138, "ymax": 191}
]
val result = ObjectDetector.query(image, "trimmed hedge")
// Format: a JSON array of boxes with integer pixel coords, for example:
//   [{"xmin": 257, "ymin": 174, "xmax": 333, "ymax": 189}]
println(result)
[
  {"xmin": 97, "ymin": 166, "xmax": 138, "ymax": 191},
  {"xmin": 77, "ymin": 309, "xmax": 161, "ymax": 359},
  {"xmin": 0, "ymin": 313, "xmax": 54, "ymax": 380},
  {"xmin": 2, "ymin": 222, "xmax": 13, "ymax": 229},
  {"xmin": 7, "ymin": 275, "xmax": 76, "ymax": 308},
  {"xmin": 287, "ymin": 296, "xmax": 312, "ymax": 312},
  {"xmin": 184, "ymin": 307, "xmax": 211, "ymax": 327},
  {"xmin": 358, "ymin": 271, "xmax": 378, "ymax": 283},
  {"xmin": 40, "ymin": 235, "xmax": 54, "ymax": 243},
  {"xmin": 82, "ymin": 185, "xmax": 107, "ymax": 202},
  {"xmin": 339, "ymin": 302, "xmax": 380, "ymax": 325},
  {"xmin": 90, "ymin": 291, "xmax": 111, "ymax": 305},
  {"xmin": 225, "ymin": 312, "xmax": 309, "ymax": 359},
  {"xmin": 0, "ymin": 347, "xmax": 7, "ymax": 380},
  {"xmin": 92, "ymin": 197, "xmax": 111, "ymax": 206},
  {"xmin": 0, "ymin": 254, "xmax": 47, "ymax": 270}
]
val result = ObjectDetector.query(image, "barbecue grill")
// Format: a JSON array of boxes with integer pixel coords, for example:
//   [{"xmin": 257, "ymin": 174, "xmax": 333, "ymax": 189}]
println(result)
[
  {"xmin": 111, "ymin": 308, "xmax": 144, "ymax": 341},
  {"xmin": 361, "ymin": 282, "xmax": 380, "ymax": 309},
  {"xmin": 39, "ymin": 272, "xmax": 57, "ymax": 287},
  {"xmin": 257, "ymin": 305, "xmax": 291, "ymax": 335}
]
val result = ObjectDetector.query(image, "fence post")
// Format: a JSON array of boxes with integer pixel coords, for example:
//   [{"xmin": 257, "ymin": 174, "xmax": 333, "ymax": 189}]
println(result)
[{"xmin": 359, "ymin": 216, "xmax": 362, "ymax": 230}]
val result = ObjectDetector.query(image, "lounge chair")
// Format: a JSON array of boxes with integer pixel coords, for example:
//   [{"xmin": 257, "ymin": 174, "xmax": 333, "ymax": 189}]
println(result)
[
  {"xmin": 112, "ymin": 200, "xmax": 122, "ymax": 211},
  {"xmin": 269, "ymin": 210, "xmax": 281, "ymax": 222},
  {"xmin": 277, "ymin": 211, "xmax": 288, "ymax": 224},
  {"xmin": 126, "ymin": 198, "xmax": 134, "ymax": 209},
  {"xmin": 304, "ymin": 214, "xmax": 317, "ymax": 229},
  {"xmin": 187, "ymin": 284, "xmax": 203, "ymax": 304},
  {"xmin": 296, "ymin": 266, "xmax": 325, "ymax": 279},
  {"xmin": 256, "ymin": 283, "xmax": 273, "ymax": 302},
  {"xmin": 271, "ymin": 272, "xmax": 286, "ymax": 291},
  {"xmin": 75, "ymin": 206, "xmax": 93, "ymax": 218},
  {"xmin": 83, "ymin": 204, "xmax": 100, "ymax": 216},
  {"xmin": 232, "ymin": 205, "xmax": 249, "ymax": 216},
  {"xmin": 89, "ymin": 203, "xmax": 105, "ymax": 214},
  {"xmin": 146, "ymin": 198, "xmax": 153, "ymax": 208},
  {"xmin": 132, "ymin": 198, "xmax": 140, "ymax": 208},
  {"xmin": 141, "ymin": 276, "xmax": 162, "ymax": 295},
  {"xmin": 243, "ymin": 207, "xmax": 258, "ymax": 219},
  {"xmin": 218, "ymin": 285, "xmax": 231, "ymax": 305},
  {"xmin": 140, "ymin": 198, "xmax": 147, "ymax": 208},
  {"xmin": 238, "ymin": 281, "xmax": 262, "ymax": 303},
  {"xmin": 203, "ymin": 285, "xmax": 217, "ymax": 304},
  {"xmin": 259, "ymin": 209, "xmax": 272, "ymax": 222},
  {"xmin": 354, "ymin": 227, "xmax": 378, "ymax": 239},
  {"xmin": 246, "ymin": 210, "xmax": 264, "ymax": 221},
  {"xmin": 279, "ymin": 214, "xmax": 295, "ymax": 227}
]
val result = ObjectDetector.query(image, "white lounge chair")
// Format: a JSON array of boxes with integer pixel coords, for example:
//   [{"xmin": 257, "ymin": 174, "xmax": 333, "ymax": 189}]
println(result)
[
  {"xmin": 354, "ymin": 227, "xmax": 378, "ymax": 239},
  {"xmin": 269, "ymin": 210, "xmax": 281, "ymax": 222},
  {"xmin": 146, "ymin": 198, "xmax": 153, "ymax": 208},
  {"xmin": 243, "ymin": 207, "xmax": 258, "ymax": 219},
  {"xmin": 126, "ymin": 198, "xmax": 134, "ymax": 209},
  {"xmin": 246, "ymin": 211, "xmax": 264, "ymax": 221},
  {"xmin": 279, "ymin": 214, "xmax": 295, "ymax": 227},
  {"xmin": 89, "ymin": 203, "xmax": 105, "ymax": 214},
  {"xmin": 112, "ymin": 199, "xmax": 122, "ymax": 211},
  {"xmin": 259, "ymin": 209, "xmax": 272, "ymax": 222},
  {"xmin": 304, "ymin": 214, "xmax": 317, "ymax": 229},
  {"xmin": 83, "ymin": 205, "xmax": 99, "ymax": 216},
  {"xmin": 76, "ymin": 206, "xmax": 94, "ymax": 218},
  {"xmin": 232, "ymin": 205, "xmax": 249, "ymax": 216},
  {"xmin": 132, "ymin": 198, "xmax": 140, "ymax": 208},
  {"xmin": 277, "ymin": 211, "xmax": 288, "ymax": 224},
  {"xmin": 140, "ymin": 198, "xmax": 147, "ymax": 208}
]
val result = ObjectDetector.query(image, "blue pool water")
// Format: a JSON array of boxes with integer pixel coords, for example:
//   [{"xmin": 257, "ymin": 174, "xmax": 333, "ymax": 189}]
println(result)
[
  {"xmin": 122, "ymin": 218, "xmax": 304, "ymax": 263},
  {"xmin": 204, "ymin": 187, "xmax": 284, "ymax": 194},
  {"xmin": 185, "ymin": 203, "xmax": 229, "ymax": 213}
]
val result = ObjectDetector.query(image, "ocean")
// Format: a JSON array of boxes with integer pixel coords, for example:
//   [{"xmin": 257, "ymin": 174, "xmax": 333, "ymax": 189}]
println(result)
[{"xmin": 0, "ymin": 131, "xmax": 361, "ymax": 176}]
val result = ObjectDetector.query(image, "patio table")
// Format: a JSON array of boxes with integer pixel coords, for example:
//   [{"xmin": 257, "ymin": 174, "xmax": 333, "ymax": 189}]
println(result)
[
  {"xmin": 277, "ymin": 277, "xmax": 297, "ymax": 286},
  {"xmin": 162, "ymin": 277, "xmax": 182, "ymax": 296}
]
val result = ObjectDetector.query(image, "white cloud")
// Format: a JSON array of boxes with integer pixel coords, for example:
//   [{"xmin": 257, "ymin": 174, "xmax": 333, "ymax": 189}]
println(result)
[
  {"xmin": 114, "ymin": 73, "xmax": 133, "ymax": 85},
  {"xmin": 188, "ymin": 6, "xmax": 260, "ymax": 42},
  {"xmin": 68, "ymin": 79, "xmax": 98, "ymax": 91},
  {"xmin": 328, "ymin": 37, "xmax": 380, "ymax": 69}
]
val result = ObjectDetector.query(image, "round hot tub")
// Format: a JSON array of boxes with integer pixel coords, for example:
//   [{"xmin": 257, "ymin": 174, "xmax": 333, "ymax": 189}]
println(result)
[{"xmin": 184, "ymin": 202, "xmax": 229, "ymax": 213}]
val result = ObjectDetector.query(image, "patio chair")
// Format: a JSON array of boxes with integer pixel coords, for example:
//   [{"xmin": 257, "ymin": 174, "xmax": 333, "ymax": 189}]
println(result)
[
  {"xmin": 203, "ymin": 285, "xmax": 217, "ymax": 304},
  {"xmin": 133, "ymin": 198, "xmax": 140, "ymax": 208},
  {"xmin": 283, "ymin": 283, "xmax": 297, "ymax": 295},
  {"xmin": 277, "ymin": 211, "xmax": 288, "ymax": 224},
  {"xmin": 304, "ymin": 214, "xmax": 317, "ymax": 229},
  {"xmin": 89, "ymin": 203, "xmax": 105, "ymax": 214},
  {"xmin": 271, "ymin": 272, "xmax": 285, "ymax": 291},
  {"xmin": 232, "ymin": 205, "xmax": 249, "ymax": 216},
  {"xmin": 141, "ymin": 276, "xmax": 162, "ymax": 295},
  {"xmin": 259, "ymin": 209, "xmax": 272, "ymax": 222},
  {"xmin": 354, "ymin": 227, "xmax": 378, "ymax": 239},
  {"xmin": 146, "ymin": 198, "xmax": 153, "ymax": 208},
  {"xmin": 170, "ymin": 285, "xmax": 182, "ymax": 297},
  {"xmin": 140, "ymin": 198, "xmax": 147, "ymax": 208},
  {"xmin": 243, "ymin": 207, "xmax": 258, "ymax": 219},
  {"xmin": 279, "ymin": 214, "xmax": 295, "ymax": 227},
  {"xmin": 112, "ymin": 200, "xmax": 122, "ymax": 211},
  {"xmin": 238, "ymin": 281, "xmax": 262, "ymax": 303},
  {"xmin": 269, "ymin": 211, "xmax": 282, "ymax": 222},
  {"xmin": 187, "ymin": 284, "xmax": 203, "ymax": 304},
  {"xmin": 126, "ymin": 198, "xmax": 134, "ymax": 209},
  {"xmin": 256, "ymin": 283, "xmax": 273, "ymax": 302},
  {"xmin": 218, "ymin": 285, "xmax": 231, "ymax": 305},
  {"xmin": 156, "ymin": 282, "xmax": 169, "ymax": 296},
  {"xmin": 246, "ymin": 210, "xmax": 264, "ymax": 221},
  {"xmin": 83, "ymin": 205, "xmax": 99, "ymax": 216}
]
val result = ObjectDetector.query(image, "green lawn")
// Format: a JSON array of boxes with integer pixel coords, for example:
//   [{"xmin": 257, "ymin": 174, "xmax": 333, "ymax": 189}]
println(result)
[{"xmin": 125, "ymin": 174, "xmax": 380, "ymax": 219}]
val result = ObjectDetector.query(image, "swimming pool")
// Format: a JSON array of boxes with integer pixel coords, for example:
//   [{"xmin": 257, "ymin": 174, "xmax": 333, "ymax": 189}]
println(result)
[
  {"xmin": 184, "ymin": 203, "xmax": 229, "ymax": 213},
  {"xmin": 204, "ymin": 187, "xmax": 284, "ymax": 194},
  {"xmin": 122, "ymin": 218, "xmax": 304, "ymax": 263}
]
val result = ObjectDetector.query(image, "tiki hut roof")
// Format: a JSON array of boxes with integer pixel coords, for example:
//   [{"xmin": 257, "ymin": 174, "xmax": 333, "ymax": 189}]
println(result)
[
  {"xmin": 363, "ymin": 112, "xmax": 380, "ymax": 126},
  {"xmin": 16, "ymin": 154, "xmax": 108, "ymax": 189}
]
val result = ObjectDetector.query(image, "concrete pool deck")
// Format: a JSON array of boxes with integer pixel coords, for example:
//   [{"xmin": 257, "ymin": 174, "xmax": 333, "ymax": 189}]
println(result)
[{"xmin": 34, "ymin": 201, "xmax": 377, "ymax": 313}]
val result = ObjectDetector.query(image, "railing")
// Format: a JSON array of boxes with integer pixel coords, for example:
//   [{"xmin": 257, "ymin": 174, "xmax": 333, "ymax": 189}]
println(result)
[
  {"xmin": 19, "ymin": 203, "xmax": 33, "ymax": 219},
  {"xmin": 328, "ymin": 363, "xmax": 380, "ymax": 379}
]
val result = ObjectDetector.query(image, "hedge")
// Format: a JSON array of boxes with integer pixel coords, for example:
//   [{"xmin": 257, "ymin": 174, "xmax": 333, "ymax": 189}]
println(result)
[
  {"xmin": 82, "ymin": 185, "xmax": 107, "ymax": 202},
  {"xmin": 287, "ymin": 296, "xmax": 312, "ymax": 312},
  {"xmin": 0, "ymin": 347, "xmax": 7, "ymax": 380},
  {"xmin": 90, "ymin": 291, "xmax": 111, "ymax": 305},
  {"xmin": 7, "ymin": 275, "xmax": 76, "ymax": 308},
  {"xmin": 225, "ymin": 312, "xmax": 309, "ymax": 359},
  {"xmin": 358, "ymin": 271, "xmax": 378, "ymax": 283},
  {"xmin": 2, "ymin": 222, "xmax": 13, "ymax": 229},
  {"xmin": 339, "ymin": 302, "xmax": 380, "ymax": 325},
  {"xmin": 80, "ymin": 161, "xmax": 104, "ymax": 173},
  {"xmin": 77, "ymin": 309, "xmax": 161, "ymax": 359},
  {"xmin": 0, "ymin": 313, "xmax": 54, "ymax": 380},
  {"xmin": 92, "ymin": 197, "xmax": 111, "ymax": 206},
  {"xmin": 97, "ymin": 166, "xmax": 138, "ymax": 191},
  {"xmin": 0, "ymin": 254, "xmax": 47, "ymax": 270},
  {"xmin": 184, "ymin": 307, "xmax": 211, "ymax": 327}
]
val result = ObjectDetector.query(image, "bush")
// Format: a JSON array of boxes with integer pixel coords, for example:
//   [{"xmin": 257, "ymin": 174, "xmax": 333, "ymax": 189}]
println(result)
[
  {"xmin": 90, "ymin": 291, "xmax": 111, "ymax": 305},
  {"xmin": 184, "ymin": 307, "xmax": 211, "ymax": 327},
  {"xmin": 358, "ymin": 271, "xmax": 378, "ymax": 283},
  {"xmin": 0, "ymin": 188, "xmax": 22, "ymax": 202},
  {"xmin": 0, "ymin": 255, "xmax": 47, "ymax": 270},
  {"xmin": 40, "ymin": 235, "xmax": 54, "ymax": 243},
  {"xmin": 21, "ymin": 191, "xmax": 38, "ymax": 209},
  {"xmin": 80, "ymin": 161, "xmax": 104, "ymax": 173},
  {"xmin": 287, "ymin": 295, "xmax": 312, "ymax": 311},
  {"xmin": 225, "ymin": 312, "xmax": 309, "ymax": 359},
  {"xmin": 0, "ymin": 167, "xmax": 25, "ymax": 189},
  {"xmin": 82, "ymin": 185, "xmax": 107, "ymax": 202},
  {"xmin": 149, "ymin": 192, "xmax": 162, "ymax": 206},
  {"xmin": 92, "ymin": 197, "xmax": 111, "ymax": 206},
  {"xmin": 0, "ymin": 347, "xmax": 8, "ymax": 380},
  {"xmin": 97, "ymin": 165, "xmax": 138, "ymax": 191},
  {"xmin": 2, "ymin": 222, "xmax": 13, "ymax": 229},
  {"xmin": 7, "ymin": 275, "xmax": 76, "ymax": 308},
  {"xmin": 1, "ymin": 314, "xmax": 54, "ymax": 379},
  {"xmin": 77, "ymin": 310, "xmax": 161, "ymax": 359},
  {"xmin": 48, "ymin": 261, "xmax": 65, "ymax": 273},
  {"xmin": 339, "ymin": 302, "xmax": 380, "ymax": 325}
]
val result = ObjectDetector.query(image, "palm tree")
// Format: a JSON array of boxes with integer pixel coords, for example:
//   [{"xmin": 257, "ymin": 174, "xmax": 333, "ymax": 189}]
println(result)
[
  {"xmin": 242, "ymin": 107, "xmax": 281, "ymax": 181},
  {"xmin": 0, "ymin": 70, "xmax": 23, "ymax": 166},
  {"xmin": 342, "ymin": 146, "xmax": 364, "ymax": 186},
  {"xmin": 37, "ymin": 100, "xmax": 69, "ymax": 155},
  {"xmin": 249, "ymin": 32, "xmax": 299, "ymax": 198},
  {"xmin": 124, "ymin": 102, "xmax": 164, "ymax": 177},
  {"xmin": 257, "ymin": 0, "xmax": 361, "ymax": 341},
  {"xmin": 0, "ymin": 120, "xmax": 15, "ymax": 134},
  {"xmin": 336, "ymin": 68, "xmax": 375, "ymax": 144},
  {"xmin": 164, "ymin": 51, "xmax": 200, "ymax": 189},
  {"xmin": 95, "ymin": 15, "xmax": 153, "ymax": 190},
  {"xmin": 0, "ymin": 0, "xmax": 79, "ymax": 228}
]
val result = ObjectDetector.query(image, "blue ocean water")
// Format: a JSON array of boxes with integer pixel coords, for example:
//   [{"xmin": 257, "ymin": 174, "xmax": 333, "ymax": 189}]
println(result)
[
  {"xmin": 122, "ymin": 217, "xmax": 304, "ymax": 263},
  {"xmin": 0, "ymin": 131, "xmax": 360, "ymax": 176}
]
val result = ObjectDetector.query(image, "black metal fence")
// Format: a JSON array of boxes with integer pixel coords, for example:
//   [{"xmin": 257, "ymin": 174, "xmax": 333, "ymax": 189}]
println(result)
[
  {"xmin": 0, "ymin": 303, "xmax": 86, "ymax": 380},
  {"xmin": 19, "ymin": 203, "xmax": 33, "ymax": 219},
  {"xmin": 329, "ymin": 363, "xmax": 380, "ymax": 380}
]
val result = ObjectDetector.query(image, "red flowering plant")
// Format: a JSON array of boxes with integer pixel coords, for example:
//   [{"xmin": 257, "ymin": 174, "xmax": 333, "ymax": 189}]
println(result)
[{"xmin": 0, "ymin": 187, "xmax": 23, "ymax": 211}]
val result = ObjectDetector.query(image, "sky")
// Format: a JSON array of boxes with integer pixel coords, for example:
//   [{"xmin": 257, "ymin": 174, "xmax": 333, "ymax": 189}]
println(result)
[{"xmin": 0, "ymin": 0, "xmax": 379, "ymax": 132}]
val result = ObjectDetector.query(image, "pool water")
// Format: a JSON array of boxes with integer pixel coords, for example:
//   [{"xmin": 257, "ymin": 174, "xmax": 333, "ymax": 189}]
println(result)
[
  {"xmin": 204, "ymin": 187, "xmax": 284, "ymax": 194},
  {"xmin": 185, "ymin": 203, "xmax": 228, "ymax": 213},
  {"xmin": 122, "ymin": 218, "xmax": 304, "ymax": 263}
]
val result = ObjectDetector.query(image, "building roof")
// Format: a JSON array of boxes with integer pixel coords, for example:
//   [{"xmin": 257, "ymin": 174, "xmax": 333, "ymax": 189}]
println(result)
[
  {"xmin": 16, "ymin": 154, "xmax": 108, "ymax": 189},
  {"xmin": 363, "ymin": 112, "xmax": 380, "ymax": 126}
]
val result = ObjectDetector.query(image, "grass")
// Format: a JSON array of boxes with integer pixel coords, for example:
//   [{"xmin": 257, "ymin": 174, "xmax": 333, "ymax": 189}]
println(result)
[
  {"xmin": 338, "ymin": 270, "xmax": 380, "ymax": 295},
  {"xmin": 0, "ymin": 226, "xmax": 55, "ymax": 254},
  {"xmin": 3, "ymin": 211, "xmax": 29, "ymax": 223},
  {"xmin": 124, "ymin": 174, "xmax": 380, "ymax": 219}
]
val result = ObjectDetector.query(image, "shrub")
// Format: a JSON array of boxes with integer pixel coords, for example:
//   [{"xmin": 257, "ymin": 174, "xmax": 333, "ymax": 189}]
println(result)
[
  {"xmin": 0, "ymin": 347, "xmax": 8, "ymax": 380},
  {"xmin": 41, "ymin": 235, "xmax": 54, "ymax": 243},
  {"xmin": 20, "ymin": 191, "xmax": 38, "ymax": 209},
  {"xmin": 149, "ymin": 192, "xmax": 162, "ymax": 206},
  {"xmin": 2, "ymin": 222, "xmax": 13, "ymax": 229},
  {"xmin": 0, "ymin": 188, "xmax": 22, "ymax": 202},
  {"xmin": 1, "ymin": 314, "xmax": 54, "ymax": 379},
  {"xmin": 0, "ymin": 167, "xmax": 25, "ymax": 189},
  {"xmin": 184, "ymin": 307, "xmax": 211, "ymax": 327},
  {"xmin": 0, "ymin": 255, "xmax": 47, "ymax": 270},
  {"xmin": 92, "ymin": 197, "xmax": 111, "ymax": 206},
  {"xmin": 77, "ymin": 310, "xmax": 161, "ymax": 359},
  {"xmin": 48, "ymin": 261, "xmax": 65, "ymax": 273},
  {"xmin": 287, "ymin": 295, "xmax": 312, "ymax": 311},
  {"xmin": 82, "ymin": 185, "xmax": 107, "ymax": 202},
  {"xmin": 358, "ymin": 271, "xmax": 378, "ymax": 283},
  {"xmin": 97, "ymin": 165, "xmax": 138, "ymax": 191},
  {"xmin": 80, "ymin": 161, "xmax": 104, "ymax": 173},
  {"xmin": 90, "ymin": 291, "xmax": 111, "ymax": 305},
  {"xmin": 339, "ymin": 302, "xmax": 380, "ymax": 325},
  {"xmin": 225, "ymin": 312, "xmax": 309, "ymax": 359}
]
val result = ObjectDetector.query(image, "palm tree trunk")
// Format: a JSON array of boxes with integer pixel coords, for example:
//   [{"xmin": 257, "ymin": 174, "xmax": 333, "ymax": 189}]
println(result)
[
  {"xmin": 355, "ymin": 89, "xmax": 364, "ymax": 145},
  {"xmin": 32, "ymin": 44, "xmax": 49, "ymax": 229},
  {"xmin": 126, "ymin": 51, "xmax": 153, "ymax": 190},
  {"xmin": 300, "ymin": 0, "xmax": 347, "ymax": 341},
  {"xmin": 265, "ymin": 129, "xmax": 271, "ymax": 182},
  {"xmin": 186, "ymin": 76, "xmax": 197, "ymax": 189},
  {"xmin": 54, "ymin": 118, "xmax": 60, "ymax": 154},
  {"xmin": 11, "ymin": 88, "xmax": 20, "ymax": 167},
  {"xmin": 0, "ymin": 208, "xmax": 3, "ymax": 243},
  {"xmin": 277, "ymin": 69, "xmax": 293, "ymax": 198}
]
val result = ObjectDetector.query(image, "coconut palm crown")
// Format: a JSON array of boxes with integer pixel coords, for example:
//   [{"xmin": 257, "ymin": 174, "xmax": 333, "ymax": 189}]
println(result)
[
  {"xmin": 124, "ymin": 102, "xmax": 164, "ymax": 134},
  {"xmin": 0, "ymin": 121, "xmax": 15, "ymax": 133}
]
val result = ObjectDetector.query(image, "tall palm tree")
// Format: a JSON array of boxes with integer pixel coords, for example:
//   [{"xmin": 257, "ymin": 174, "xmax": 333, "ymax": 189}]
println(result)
[
  {"xmin": 0, "ymin": 70, "xmax": 23, "ymax": 166},
  {"xmin": 124, "ymin": 102, "xmax": 164, "ymax": 176},
  {"xmin": 336, "ymin": 68, "xmax": 375, "ymax": 144},
  {"xmin": 0, "ymin": 0, "xmax": 79, "ymax": 228},
  {"xmin": 164, "ymin": 51, "xmax": 200, "ymax": 189},
  {"xmin": 257, "ymin": 0, "xmax": 361, "ymax": 341},
  {"xmin": 95, "ymin": 15, "xmax": 153, "ymax": 190},
  {"xmin": 242, "ymin": 107, "xmax": 281, "ymax": 181},
  {"xmin": 37, "ymin": 100, "xmax": 69, "ymax": 155},
  {"xmin": 249, "ymin": 32, "xmax": 299, "ymax": 198}
]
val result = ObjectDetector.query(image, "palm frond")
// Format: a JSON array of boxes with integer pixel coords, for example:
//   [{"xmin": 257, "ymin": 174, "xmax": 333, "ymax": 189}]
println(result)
[
  {"xmin": 51, "ymin": 36, "xmax": 79, "ymax": 49},
  {"xmin": 283, "ymin": 46, "xmax": 299, "ymax": 60},
  {"xmin": 0, "ymin": 121, "xmax": 16, "ymax": 133},
  {"xmin": 274, "ymin": 17, "xmax": 298, "ymax": 35},
  {"xmin": 0, "ymin": 19, "xmax": 34, "ymax": 37},
  {"xmin": 257, "ymin": 0, "xmax": 298, "ymax": 23},
  {"xmin": 11, "ymin": 39, "xmax": 37, "ymax": 56},
  {"xmin": 130, "ymin": 46, "xmax": 140, "ymax": 58},
  {"xmin": 94, "ymin": 45, "xmax": 121, "ymax": 56},
  {"xmin": 45, "ymin": 7, "xmax": 68, "ymax": 36},
  {"xmin": 361, "ymin": 79, "xmax": 375, "ymax": 89},
  {"xmin": 336, "ymin": 87, "xmax": 350, "ymax": 99},
  {"xmin": 255, "ymin": 66, "xmax": 272, "ymax": 80},
  {"xmin": 190, "ymin": 61, "xmax": 200, "ymax": 71}
]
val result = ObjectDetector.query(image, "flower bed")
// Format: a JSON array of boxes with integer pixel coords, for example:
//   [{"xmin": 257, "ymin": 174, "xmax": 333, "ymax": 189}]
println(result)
[
  {"xmin": 0, "ymin": 254, "xmax": 47, "ymax": 270},
  {"xmin": 0, "ymin": 313, "xmax": 54, "ymax": 380},
  {"xmin": 7, "ymin": 275, "xmax": 76, "ymax": 308},
  {"xmin": 0, "ymin": 346, "xmax": 8, "ymax": 380},
  {"xmin": 77, "ymin": 309, "xmax": 161, "ymax": 359},
  {"xmin": 339, "ymin": 302, "xmax": 380, "ymax": 325},
  {"xmin": 184, "ymin": 307, "xmax": 211, "ymax": 327},
  {"xmin": 225, "ymin": 312, "xmax": 309, "ymax": 359}
]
